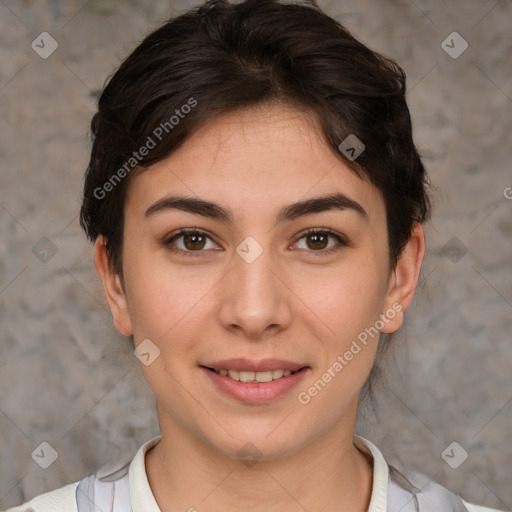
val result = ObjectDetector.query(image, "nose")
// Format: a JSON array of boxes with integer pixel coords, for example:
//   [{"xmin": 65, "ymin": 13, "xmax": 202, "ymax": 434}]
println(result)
[{"xmin": 218, "ymin": 242, "xmax": 292, "ymax": 340}]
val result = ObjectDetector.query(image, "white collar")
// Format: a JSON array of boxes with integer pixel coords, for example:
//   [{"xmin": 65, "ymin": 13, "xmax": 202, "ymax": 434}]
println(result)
[{"xmin": 129, "ymin": 434, "xmax": 389, "ymax": 512}]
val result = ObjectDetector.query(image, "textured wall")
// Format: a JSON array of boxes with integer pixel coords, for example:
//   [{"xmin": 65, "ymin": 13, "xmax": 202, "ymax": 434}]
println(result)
[{"xmin": 0, "ymin": 0, "xmax": 510, "ymax": 510}]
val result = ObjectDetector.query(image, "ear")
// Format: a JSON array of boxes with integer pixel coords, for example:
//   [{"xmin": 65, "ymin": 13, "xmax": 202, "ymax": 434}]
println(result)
[
  {"xmin": 381, "ymin": 223, "xmax": 426, "ymax": 334},
  {"xmin": 94, "ymin": 236, "xmax": 133, "ymax": 337}
]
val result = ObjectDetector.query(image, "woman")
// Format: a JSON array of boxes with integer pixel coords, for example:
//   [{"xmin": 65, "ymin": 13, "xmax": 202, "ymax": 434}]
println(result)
[{"xmin": 5, "ymin": 0, "xmax": 503, "ymax": 510}]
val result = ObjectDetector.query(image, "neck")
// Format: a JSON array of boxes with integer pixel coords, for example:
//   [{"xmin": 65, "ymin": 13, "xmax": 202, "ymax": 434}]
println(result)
[{"xmin": 145, "ymin": 409, "xmax": 373, "ymax": 512}]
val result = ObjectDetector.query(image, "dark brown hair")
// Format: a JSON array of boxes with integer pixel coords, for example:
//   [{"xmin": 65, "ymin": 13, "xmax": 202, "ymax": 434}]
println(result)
[{"xmin": 79, "ymin": 0, "xmax": 431, "ymax": 399}]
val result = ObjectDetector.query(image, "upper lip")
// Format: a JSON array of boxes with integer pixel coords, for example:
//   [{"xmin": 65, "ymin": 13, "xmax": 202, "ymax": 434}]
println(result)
[{"xmin": 200, "ymin": 358, "xmax": 308, "ymax": 372}]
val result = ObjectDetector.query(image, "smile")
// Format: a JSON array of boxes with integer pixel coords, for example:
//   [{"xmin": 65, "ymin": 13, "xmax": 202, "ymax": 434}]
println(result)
[{"xmin": 210, "ymin": 368, "xmax": 295, "ymax": 382}]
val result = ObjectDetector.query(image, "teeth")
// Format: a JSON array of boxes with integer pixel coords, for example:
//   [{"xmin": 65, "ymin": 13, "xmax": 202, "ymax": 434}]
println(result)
[{"xmin": 214, "ymin": 368, "xmax": 296, "ymax": 382}]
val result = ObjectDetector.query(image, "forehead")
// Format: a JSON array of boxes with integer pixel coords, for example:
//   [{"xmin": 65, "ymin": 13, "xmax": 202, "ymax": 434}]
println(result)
[{"xmin": 125, "ymin": 102, "xmax": 385, "ymax": 223}]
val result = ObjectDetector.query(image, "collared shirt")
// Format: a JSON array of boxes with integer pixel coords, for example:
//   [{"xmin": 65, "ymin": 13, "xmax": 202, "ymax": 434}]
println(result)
[{"xmin": 3, "ymin": 435, "xmax": 504, "ymax": 512}]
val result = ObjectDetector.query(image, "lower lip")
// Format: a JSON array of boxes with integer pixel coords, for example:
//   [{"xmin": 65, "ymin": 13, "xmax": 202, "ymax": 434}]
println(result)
[{"xmin": 201, "ymin": 366, "xmax": 309, "ymax": 403}]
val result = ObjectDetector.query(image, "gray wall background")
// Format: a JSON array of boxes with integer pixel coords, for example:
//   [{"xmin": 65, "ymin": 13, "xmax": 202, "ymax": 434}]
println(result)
[{"xmin": 0, "ymin": 0, "xmax": 510, "ymax": 510}]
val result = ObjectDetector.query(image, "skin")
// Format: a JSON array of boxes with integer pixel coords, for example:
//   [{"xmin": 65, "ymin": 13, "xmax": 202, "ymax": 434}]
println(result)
[{"xmin": 94, "ymin": 101, "xmax": 425, "ymax": 512}]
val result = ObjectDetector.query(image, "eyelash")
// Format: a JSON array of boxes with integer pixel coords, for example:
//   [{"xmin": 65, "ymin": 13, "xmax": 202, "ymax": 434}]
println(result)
[{"xmin": 163, "ymin": 227, "xmax": 348, "ymax": 257}]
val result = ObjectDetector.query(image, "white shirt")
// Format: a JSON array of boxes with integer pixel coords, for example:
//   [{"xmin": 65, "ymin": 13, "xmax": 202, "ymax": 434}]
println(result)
[{"xmin": 3, "ymin": 435, "xmax": 504, "ymax": 512}]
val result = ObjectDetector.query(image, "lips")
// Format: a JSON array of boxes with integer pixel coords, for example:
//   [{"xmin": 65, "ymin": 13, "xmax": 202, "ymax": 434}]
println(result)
[{"xmin": 201, "ymin": 365, "xmax": 309, "ymax": 403}]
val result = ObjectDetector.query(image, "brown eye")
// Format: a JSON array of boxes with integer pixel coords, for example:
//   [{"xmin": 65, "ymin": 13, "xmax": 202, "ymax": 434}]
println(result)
[
  {"xmin": 305, "ymin": 232, "xmax": 329, "ymax": 250},
  {"xmin": 294, "ymin": 228, "xmax": 347, "ymax": 253},
  {"xmin": 165, "ymin": 227, "xmax": 347, "ymax": 258},
  {"xmin": 182, "ymin": 232, "xmax": 207, "ymax": 250},
  {"xmin": 165, "ymin": 229, "xmax": 217, "ymax": 256}
]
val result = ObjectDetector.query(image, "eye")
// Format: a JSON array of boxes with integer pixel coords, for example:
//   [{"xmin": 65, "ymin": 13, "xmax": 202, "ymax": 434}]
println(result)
[
  {"xmin": 293, "ymin": 228, "xmax": 347, "ymax": 254},
  {"xmin": 164, "ymin": 227, "xmax": 348, "ymax": 257},
  {"xmin": 164, "ymin": 229, "xmax": 218, "ymax": 256}
]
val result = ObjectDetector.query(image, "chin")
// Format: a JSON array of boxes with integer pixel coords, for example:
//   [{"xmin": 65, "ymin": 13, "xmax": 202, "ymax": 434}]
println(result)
[{"xmin": 199, "ymin": 421, "xmax": 308, "ymax": 463}]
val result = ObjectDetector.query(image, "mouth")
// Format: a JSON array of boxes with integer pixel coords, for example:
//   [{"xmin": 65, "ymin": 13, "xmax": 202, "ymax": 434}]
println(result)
[
  {"xmin": 199, "ymin": 364, "xmax": 310, "ymax": 403},
  {"xmin": 201, "ymin": 366, "xmax": 303, "ymax": 383}
]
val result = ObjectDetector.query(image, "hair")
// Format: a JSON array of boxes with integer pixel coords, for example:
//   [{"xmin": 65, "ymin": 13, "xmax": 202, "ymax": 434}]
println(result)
[{"xmin": 79, "ymin": 0, "xmax": 431, "ymax": 401}]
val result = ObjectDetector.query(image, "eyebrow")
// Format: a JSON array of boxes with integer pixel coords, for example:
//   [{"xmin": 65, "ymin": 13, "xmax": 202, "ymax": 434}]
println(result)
[{"xmin": 144, "ymin": 192, "xmax": 368, "ymax": 223}]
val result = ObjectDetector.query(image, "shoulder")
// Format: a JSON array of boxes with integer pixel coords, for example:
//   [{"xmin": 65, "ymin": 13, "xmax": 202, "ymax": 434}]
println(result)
[
  {"xmin": 3, "ymin": 435, "xmax": 160, "ymax": 512},
  {"xmin": 354, "ymin": 435, "xmax": 506, "ymax": 512},
  {"xmin": 2, "ymin": 482, "xmax": 79, "ymax": 512},
  {"xmin": 462, "ymin": 500, "xmax": 505, "ymax": 512},
  {"xmin": 388, "ymin": 462, "xmax": 506, "ymax": 512}
]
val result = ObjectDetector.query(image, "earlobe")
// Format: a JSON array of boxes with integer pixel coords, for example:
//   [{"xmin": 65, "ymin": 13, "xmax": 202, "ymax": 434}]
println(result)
[
  {"xmin": 94, "ymin": 236, "xmax": 133, "ymax": 337},
  {"xmin": 381, "ymin": 223, "xmax": 426, "ymax": 334}
]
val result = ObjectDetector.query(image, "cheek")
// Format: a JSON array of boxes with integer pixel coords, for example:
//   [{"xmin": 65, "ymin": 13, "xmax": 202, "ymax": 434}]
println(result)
[
  {"xmin": 122, "ymin": 245, "xmax": 196, "ymax": 341},
  {"xmin": 123, "ymin": 247, "xmax": 225, "ymax": 358},
  {"xmin": 297, "ymin": 269, "xmax": 384, "ymax": 404},
  {"xmin": 300, "ymin": 259, "xmax": 388, "ymax": 340},
  {"xmin": 295, "ymin": 257, "xmax": 388, "ymax": 400}
]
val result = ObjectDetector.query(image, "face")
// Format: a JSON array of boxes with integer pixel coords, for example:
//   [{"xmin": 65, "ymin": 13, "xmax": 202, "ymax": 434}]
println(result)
[{"xmin": 95, "ymin": 101, "xmax": 424, "ymax": 461}]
